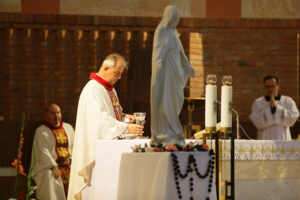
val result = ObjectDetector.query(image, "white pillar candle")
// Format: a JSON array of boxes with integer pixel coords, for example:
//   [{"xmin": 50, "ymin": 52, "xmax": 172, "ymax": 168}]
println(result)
[
  {"xmin": 221, "ymin": 85, "xmax": 232, "ymax": 128},
  {"xmin": 205, "ymin": 84, "xmax": 217, "ymax": 129}
]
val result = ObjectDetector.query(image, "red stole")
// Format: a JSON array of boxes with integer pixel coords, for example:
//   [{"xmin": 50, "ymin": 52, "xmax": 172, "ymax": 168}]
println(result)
[
  {"xmin": 43, "ymin": 121, "xmax": 70, "ymax": 197},
  {"xmin": 90, "ymin": 73, "xmax": 123, "ymax": 121}
]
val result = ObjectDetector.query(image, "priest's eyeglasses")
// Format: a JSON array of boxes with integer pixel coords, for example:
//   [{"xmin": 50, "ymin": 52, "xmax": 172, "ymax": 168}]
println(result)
[{"xmin": 264, "ymin": 84, "xmax": 277, "ymax": 89}]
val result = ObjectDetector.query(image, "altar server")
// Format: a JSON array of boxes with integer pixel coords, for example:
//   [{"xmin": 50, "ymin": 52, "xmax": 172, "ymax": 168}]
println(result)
[
  {"xmin": 68, "ymin": 53, "xmax": 143, "ymax": 200},
  {"xmin": 250, "ymin": 75, "xmax": 299, "ymax": 140},
  {"xmin": 150, "ymin": 5, "xmax": 195, "ymax": 146},
  {"xmin": 31, "ymin": 104, "xmax": 75, "ymax": 200}
]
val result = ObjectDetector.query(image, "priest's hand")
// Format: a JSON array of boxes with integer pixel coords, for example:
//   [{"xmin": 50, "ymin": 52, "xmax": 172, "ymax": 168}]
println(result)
[
  {"xmin": 63, "ymin": 158, "xmax": 71, "ymax": 165},
  {"xmin": 125, "ymin": 114, "xmax": 135, "ymax": 123},
  {"xmin": 52, "ymin": 166, "xmax": 61, "ymax": 179},
  {"xmin": 128, "ymin": 124, "xmax": 144, "ymax": 136},
  {"xmin": 270, "ymin": 93, "xmax": 277, "ymax": 108}
]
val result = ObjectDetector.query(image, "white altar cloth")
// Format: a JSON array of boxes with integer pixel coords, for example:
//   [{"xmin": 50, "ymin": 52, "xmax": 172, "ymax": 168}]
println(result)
[
  {"xmin": 93, "ymin": 139, "xmax": 150, "ymax": 200},
  {"xmin": 219, "ymin": 140, "xmax": 300, "ymax": 200},
  {"xmin": 117, "ymin": 152, "xmax": 216, "ymax": 200},
  {"xmin": 93, "ymin": 139, "xmax": 300, "ymax": 200}
]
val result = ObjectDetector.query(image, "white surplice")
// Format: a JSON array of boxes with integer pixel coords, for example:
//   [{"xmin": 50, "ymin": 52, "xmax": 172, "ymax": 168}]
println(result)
[
  {"xmin": 68, "ymin": 79, "xmax": 128, "ymax": 200},
  {"xmin": 31, "ymin": 123, "xmax": 74, "ymax": 200},
  {"xmin": 150, "ymin": 5, "xmax": 195, "ymax": 146},
  {"xmin": 249, "ymin": 95, "xmax": 299, "ymax": 140}
]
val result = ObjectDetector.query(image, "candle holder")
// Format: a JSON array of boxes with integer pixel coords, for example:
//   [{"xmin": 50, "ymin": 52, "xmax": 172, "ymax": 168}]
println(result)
[
  {"xmin": 206, "ymin": 74, "xmax": 217, "ymax": 85},
  {"xmin": 222, "ymin": 75, "xmax": 232, "ymax": 86},
  {"xmin": 205, "ymin": 127, "xmax": 216, "ymax": 134},
  {"xmin": 220, "ymin": 127, "xmax": 232, "ymax": 135},
  {"xmin": 220, "ymin": 76, "xmax": 235, "ymax": 200}
]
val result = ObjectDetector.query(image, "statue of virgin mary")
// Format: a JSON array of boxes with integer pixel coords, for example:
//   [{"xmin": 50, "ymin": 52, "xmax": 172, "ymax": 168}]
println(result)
[{"xmin": 150, "ymin": 5, "xmax": 195, "ymax": 146}]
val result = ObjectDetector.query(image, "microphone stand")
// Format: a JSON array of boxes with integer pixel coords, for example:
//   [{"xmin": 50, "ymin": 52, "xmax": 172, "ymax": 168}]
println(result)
[{"xmin": 232, "ymin": 108, "xmax": 239, "ymax": 139}]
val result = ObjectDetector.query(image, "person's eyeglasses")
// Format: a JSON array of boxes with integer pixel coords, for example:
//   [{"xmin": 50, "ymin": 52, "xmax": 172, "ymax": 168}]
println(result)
[{"xmin": 264, "ymin": 85, "xmax": 277, "ymax": 89}]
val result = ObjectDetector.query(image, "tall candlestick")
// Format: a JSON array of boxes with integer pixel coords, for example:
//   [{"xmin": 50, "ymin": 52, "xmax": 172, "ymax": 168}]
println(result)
[
  {"xmin": 221, "ymin": 75, "xmax": 232, "ymax": 133},
  {"xmin": 205, "ymin": 75, "xmax": 217, "ymax": 132}
]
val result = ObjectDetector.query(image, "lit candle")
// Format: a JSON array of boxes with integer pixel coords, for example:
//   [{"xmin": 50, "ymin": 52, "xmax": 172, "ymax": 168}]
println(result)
[
  {"xmin": 221, "ymin": 75, "xmax": 232, "ymax": 132},
  {"xmin": 205, "ymin": 75, "xmax": 217, "ymax": 132}
]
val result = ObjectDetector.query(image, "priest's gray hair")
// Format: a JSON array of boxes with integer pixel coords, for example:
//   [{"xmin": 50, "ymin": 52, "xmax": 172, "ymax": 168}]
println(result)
[
  {"xmin": 101, "ymin": 53, "xmax": 128, "ymax": 70},
  {"xmin": 44, "ymin": 103, "xmax": 60, "ymax": 113}
]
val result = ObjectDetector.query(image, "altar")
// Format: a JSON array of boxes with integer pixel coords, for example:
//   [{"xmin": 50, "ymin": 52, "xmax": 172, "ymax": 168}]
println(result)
[{"xmin": 92, "ymin": 139, "xmax": 300, "ymax": 200}]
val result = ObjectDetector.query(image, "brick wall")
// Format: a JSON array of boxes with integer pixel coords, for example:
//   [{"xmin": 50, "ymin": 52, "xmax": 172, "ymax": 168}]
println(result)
[{"xmin": 0, "ymin": 13, "xmax": 299, "ymax": 170}]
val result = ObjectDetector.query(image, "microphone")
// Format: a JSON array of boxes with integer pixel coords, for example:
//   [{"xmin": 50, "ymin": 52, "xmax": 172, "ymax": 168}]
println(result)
[{"xmin": 231, "ymin": 108, "xmax": 240, "ymax": 139}]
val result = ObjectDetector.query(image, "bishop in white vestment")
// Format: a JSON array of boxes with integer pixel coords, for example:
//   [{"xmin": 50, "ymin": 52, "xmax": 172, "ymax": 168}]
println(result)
[{"xmin": 68, "ymin": 53, "xmax": 143, "ymax": 200}]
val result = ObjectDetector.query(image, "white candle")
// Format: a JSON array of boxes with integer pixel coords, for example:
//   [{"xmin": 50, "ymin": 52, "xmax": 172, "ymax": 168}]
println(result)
[
  {"xmin": 205, "ymin": 84, "xmax": 217, "ymax": 129},
  {"xmin": 221, "ymin": 85, "xmax": 232, "ymax": 128}
]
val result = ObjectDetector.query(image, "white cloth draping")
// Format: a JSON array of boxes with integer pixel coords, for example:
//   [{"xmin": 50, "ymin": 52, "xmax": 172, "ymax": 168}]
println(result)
[
  {"xmin": 150, "ymin": 5, "xmax": 195, "ymax": 146},
  {"xmin": 249, "ymin": 95, "xmax": 299, "ymax": 140},
  {"xmin": 117, "ymin": 152, "xmax": 216, "ymax": 200},
  {"xmin": 92, "ymin": 139, "xmax": 149, "ymax": 200},
  {"xmin": 68, "ymin": 80, "xmax": 128, "ymax": 200},
  {"xmin": 31, "ymin": 123, "xmax": 74, "ymax": 200}
]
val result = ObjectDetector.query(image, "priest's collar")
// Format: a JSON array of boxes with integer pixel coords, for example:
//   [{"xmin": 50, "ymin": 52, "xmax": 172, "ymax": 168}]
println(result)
[
  {"xmin": 264, "ymin": 95, "xmax": 281, "ymax": 102},
  {"xmin": 90, "ymin": 73, "xmax": 114, "ymax": 91},
  {"xmin": 43, "ymin": 120, "xmax": 63, "ymax": 130}
]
